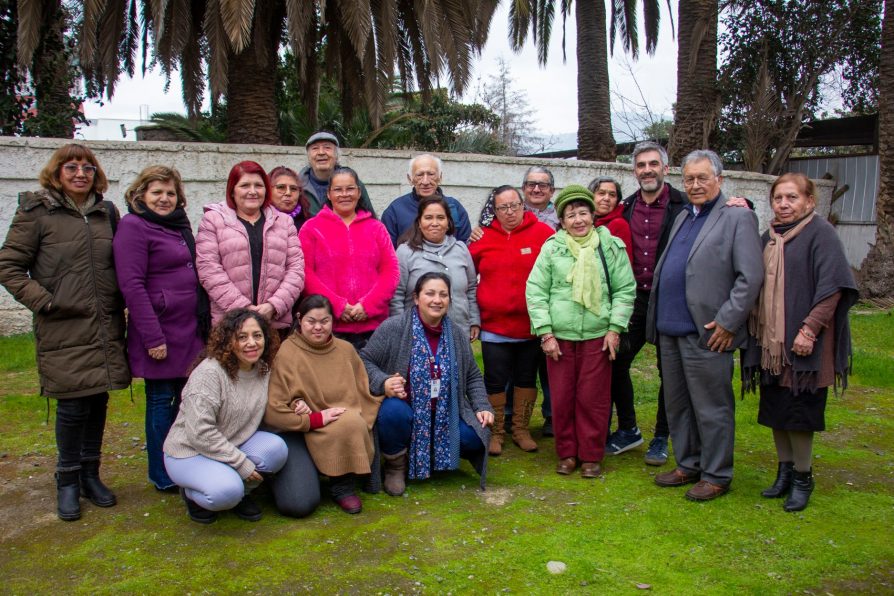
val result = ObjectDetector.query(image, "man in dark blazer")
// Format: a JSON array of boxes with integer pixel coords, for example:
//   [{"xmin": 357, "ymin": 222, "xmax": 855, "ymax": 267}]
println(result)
[{"xmin": 646, "ymin": 149, "xmax": 763, "ymax": 501}]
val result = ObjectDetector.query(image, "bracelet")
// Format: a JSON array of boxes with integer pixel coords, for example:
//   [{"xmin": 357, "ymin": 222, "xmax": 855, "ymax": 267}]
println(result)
[
  {"xmin": 540, "ymin": 334, "xmax": 554, "ymax": 344},
  {"xmin": 799, "ymin": 328, "xmax": 816, "ymax": 342}
]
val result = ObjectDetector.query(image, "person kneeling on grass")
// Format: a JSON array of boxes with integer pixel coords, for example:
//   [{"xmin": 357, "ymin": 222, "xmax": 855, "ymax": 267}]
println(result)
[
  {"xmin": 265, "ymin": 294, "xmax": 383, "ymax": 516},
  {"xmin": 163, "ymin": 309, "xmax": 288, "ymax": 524}
]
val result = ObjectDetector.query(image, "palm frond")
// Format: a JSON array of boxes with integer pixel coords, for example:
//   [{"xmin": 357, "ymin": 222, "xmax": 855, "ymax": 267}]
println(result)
[
  {"xmin": 219, "ymin": 0, "xmax": 254, "ymax": 53},
  {"xmin": 203, "ymin": 0, "xmax": 230, "ymax": 98},
  {"xmin": 17, "ymin": 0, "xmax": 44, "ymax": 67},
  {"xmin": 336, "ymin": 0, "xmax": 373, "ymax": 59},
  {"xmin": 79, "ymin": 0, "xmax": 105, "ymax": 66}
]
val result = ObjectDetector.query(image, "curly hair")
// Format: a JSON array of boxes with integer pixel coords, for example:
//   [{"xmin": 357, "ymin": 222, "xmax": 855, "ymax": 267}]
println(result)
[
  {"xmin": 124, "ymin": 165, "xmax": 187, "ymax": 213},
  {"xmin": 195, "ymin": 309, "xmax": 280, "ymax": 380}
]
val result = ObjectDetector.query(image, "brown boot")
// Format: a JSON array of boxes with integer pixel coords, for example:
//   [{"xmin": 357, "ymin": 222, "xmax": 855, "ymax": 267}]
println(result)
[
  {"xmin": 382, "ymin": 450, "xmax": 407, "ymax": 496},
  {"xmin": 488, "ymin": 392, "xmax": 507, "ymax": 455},
  {"xmin": 511, "ymin": 387, "xmax": 538, "ymax": 452}
]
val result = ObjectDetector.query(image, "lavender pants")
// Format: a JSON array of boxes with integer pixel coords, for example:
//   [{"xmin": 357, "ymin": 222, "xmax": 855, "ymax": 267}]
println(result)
[{"xmin": 164, "ymin": 431, "xmax": 288, "ymax": 511}]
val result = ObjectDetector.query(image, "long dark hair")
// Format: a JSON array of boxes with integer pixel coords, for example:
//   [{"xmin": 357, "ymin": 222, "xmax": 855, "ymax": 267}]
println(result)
[
  {"xmin": 402, "ymin": 193, "xmax": 456, "ymax": 250},
  {"xmin": 193, "ymin": 308, "xmax": 280, "ymax": 379}
]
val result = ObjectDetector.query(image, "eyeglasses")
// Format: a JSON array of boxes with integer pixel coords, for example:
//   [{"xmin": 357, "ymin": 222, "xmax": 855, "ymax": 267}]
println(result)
[
  {"xmin": 62, "ymin": 163, "xmax": 97, "ymax": 176},
  {"xmin": 682, "ymin": 175, "xmax": 716, "ymax": 187},
  {"xmin": 495, "ymin": 201, "xmax": 524, "ymax": 214},
  {"xmin": 524, "ymin": 181, "xmax": 551, "ymax": 191},
  {"xmin": 275, "ymin": 184, "xmax": 300, "ymax": 194}
]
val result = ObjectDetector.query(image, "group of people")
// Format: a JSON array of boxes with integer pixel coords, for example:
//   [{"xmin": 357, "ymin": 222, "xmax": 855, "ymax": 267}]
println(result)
[{"xmin": 0, "ymin": 135, "xmax": 857, "ymax": 525}]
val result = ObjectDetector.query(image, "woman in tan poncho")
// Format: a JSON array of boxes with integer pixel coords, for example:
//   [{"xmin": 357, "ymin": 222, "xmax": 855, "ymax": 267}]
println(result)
[{"xmin": 266, "ymin": 294, "xmax": 382, "ymax": 515}]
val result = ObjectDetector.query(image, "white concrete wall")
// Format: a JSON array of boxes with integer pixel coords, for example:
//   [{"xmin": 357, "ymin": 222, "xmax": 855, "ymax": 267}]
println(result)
[{"xmin": 0, "ymin": 136, "xmax": 832, "ymax": 335}]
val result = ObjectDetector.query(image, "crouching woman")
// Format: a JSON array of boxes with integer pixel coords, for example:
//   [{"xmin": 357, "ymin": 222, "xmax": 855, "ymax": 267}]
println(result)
[
  {"xmin": 163, "ymin": 309, "xmax": 288, "ymax": 523},
  {"xmin": 266, "ymin": 294, "xmax": 383, "ymax": 516}
]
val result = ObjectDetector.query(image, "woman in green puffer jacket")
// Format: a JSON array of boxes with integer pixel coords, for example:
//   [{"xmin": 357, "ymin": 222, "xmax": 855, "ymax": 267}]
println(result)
[{"xmin": 525, "ymin": 185, "xmax": 635, "ymax": 479}]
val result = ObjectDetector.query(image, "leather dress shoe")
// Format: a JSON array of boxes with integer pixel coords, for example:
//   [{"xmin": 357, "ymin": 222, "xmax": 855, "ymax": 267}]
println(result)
[
  {"xmin": 685, "ymin": 480, "xmax": 729, "ymax": 501},
  {"xmin": 654, "ymin": 467, "xmax": 700, "ymax": 487},
  {"xmin": 580, "ymin": 462, "xmax": 601, "ymax": 479},
  {"xmin": 335, "ymin": 494, "xmax": 362, "ymax": 514},
  {"xmin": 555, "ymin": 457, "xmax": 577, "ymax": 475}
]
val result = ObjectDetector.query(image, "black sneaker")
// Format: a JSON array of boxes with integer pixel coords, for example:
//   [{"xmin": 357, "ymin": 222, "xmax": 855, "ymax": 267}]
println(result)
[
  {"xmin": 234, "ymin": 495, "xmax": 263, "ymax": 522},
  {"xmin": 644, "ymin": 436, "xmax": 669, "ymax": 466},
  {"xmin": 606, "ymin": 427, "xmax": 644, "ymax": 455},
  {"xmin": 542, "ymin": 416, "xmax": 554, "ymax": 438},
  {"xmin": 180, "ymin": 488, "xmax": 218, "ymax": 524}
]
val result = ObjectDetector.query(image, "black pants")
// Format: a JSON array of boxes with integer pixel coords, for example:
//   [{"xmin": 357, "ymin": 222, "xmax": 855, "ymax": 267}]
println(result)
[
  {"xmin": 610, "ymin": 290, "xmax": 669, "ymax": 436},
  {"xmin": 481, "ymin": 340, "xmax": 541, "ymax": 394},
  {"xmin": 270, "ymin": 432, "xmax": 321, "ymax": 518},
  {"xmin": 55, "ymin": 393, "xmax": 109, "ymax": 472}
]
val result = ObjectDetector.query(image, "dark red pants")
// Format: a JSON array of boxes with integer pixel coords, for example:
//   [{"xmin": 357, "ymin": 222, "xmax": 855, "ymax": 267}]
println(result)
[{"xmin": 547, "ymin": 337, "xmax": 612, "ymax": 462}]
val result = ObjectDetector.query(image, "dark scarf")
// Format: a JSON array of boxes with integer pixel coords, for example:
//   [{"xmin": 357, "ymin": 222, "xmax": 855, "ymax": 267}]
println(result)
[
  {"xmin": 129, "ymin": 202, "xmax": 212, "ymax": 340},
  {"xmin": 743, "ymin": 216, "xmax": 858, "ymax": 395}
]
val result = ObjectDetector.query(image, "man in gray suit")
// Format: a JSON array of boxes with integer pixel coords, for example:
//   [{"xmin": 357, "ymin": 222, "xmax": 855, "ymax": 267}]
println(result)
[{"xmin": 646, "ymin": 149, "xmax": 763, "ymax": 501}]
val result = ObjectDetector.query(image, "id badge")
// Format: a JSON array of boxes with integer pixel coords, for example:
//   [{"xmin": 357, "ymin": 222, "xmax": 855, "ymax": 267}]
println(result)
[{"xmin": 430, "ymin": 379, "xmax": 441, "ymax": 398}]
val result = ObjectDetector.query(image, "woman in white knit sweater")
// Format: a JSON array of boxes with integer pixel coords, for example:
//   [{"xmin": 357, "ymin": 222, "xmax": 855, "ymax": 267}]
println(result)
[{"xmin": 164, "ymin": 309, "xmax": 288, "ymax": 524}]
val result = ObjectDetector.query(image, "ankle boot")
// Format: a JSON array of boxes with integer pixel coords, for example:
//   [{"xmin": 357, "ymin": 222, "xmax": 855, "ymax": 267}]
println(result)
[
  {"xmin": 56, "ymin": 470, "xmax": 81, "ymax": 521},
  {"xmin": 784, "ymin": 468, "xmax": 814, "ymax": 512},
  {"xmin": 382, "ymin": 449, "xmax": 408, "ymax": 496},
  {"xmin": 488, "ymin": 393, "xmax": 507, "ymax": 455},
  {"xmin": 181, "ymin": 488, "xmax": 218, "ymax": 524},
  {"xmin": 761, "ymin": 461, "xmax": 794, "ymax": 498},
  {"xmin": 80, "ymin": 460, "xmax": 117, "ymax": 507},
  {"xmin": 511, "ymin": 387, "xmax": 538, "ymax": 452}
]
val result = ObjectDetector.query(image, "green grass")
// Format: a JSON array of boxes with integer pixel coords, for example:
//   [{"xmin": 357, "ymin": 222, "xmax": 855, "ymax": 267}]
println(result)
[{"xmin": 0, "ymin": 314, "xmax": 892, "ymax": 594}]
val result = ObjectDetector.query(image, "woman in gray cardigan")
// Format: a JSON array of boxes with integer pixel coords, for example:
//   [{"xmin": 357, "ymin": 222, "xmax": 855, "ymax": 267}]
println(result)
[
  {"xmin": 361, "ymin": 272, "xmax": 493, "ymax": 497},
  {"xmin": 390, "ymin": 194, "xmax": 480, "ymax": 341}
]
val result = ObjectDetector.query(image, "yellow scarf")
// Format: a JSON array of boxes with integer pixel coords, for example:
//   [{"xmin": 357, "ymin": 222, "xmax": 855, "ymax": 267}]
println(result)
[{"xmin": 563, "ymin": 228, "xmax": 602, "ymax": 316}]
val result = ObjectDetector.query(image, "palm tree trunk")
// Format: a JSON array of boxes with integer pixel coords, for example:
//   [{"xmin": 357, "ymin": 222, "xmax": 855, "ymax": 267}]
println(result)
[
  {"xmin": 225, "ymin": 1, "xmax": 280, "ymax": 145},
  {"xmin": 860, "ymin": 0, "xmax": 893, "ymax": 298},
  {"xmin": 576, "ymin": 0, "xmax": 616, "ymax": 162},
  {"xmin": 28, "ymin": 0, "xmax": 75, "ymax": 138},
  {"xmin": 668, "ymin": 0, "xmax": 718, "ymax": 166}
]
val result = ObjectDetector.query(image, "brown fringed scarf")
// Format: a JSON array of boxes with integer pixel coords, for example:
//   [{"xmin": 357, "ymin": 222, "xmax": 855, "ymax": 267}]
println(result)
[{"xmin": 749, "ymin": 211, "xmax": 816, "ymax": 375}]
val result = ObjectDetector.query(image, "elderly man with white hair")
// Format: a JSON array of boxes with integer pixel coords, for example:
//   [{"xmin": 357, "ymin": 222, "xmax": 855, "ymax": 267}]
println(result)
[{"xmin": 382, "ymin": 154, "xmax": 472, "ymax": 247}]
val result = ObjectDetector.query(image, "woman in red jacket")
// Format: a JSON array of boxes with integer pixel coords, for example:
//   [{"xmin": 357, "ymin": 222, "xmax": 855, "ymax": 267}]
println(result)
[
  {"xmin": 588, "ymin": 177, "xmax": 633, "ymax": 263},
  {"xmin": 469, "ymin": 185, "xmax": 555, "ymax": 456}
]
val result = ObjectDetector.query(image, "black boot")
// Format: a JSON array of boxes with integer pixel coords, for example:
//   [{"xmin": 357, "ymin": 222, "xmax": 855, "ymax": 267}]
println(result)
[
  {"xmin": 181, "ymin": 488, "xmax": 218, "ymax": 524},
  {"xmin": 784, "ymin": 468, "xmax": 815, "ymax": 512},
  {"xmin": 80, "ymin": 460, "xmax": 117, "ymax": 507},
  {"xmin": 56, "ymin": 470, "xmax": 81, "ymax": 521},
  {"xmin": 761, "ymin": 461, "xmax": 794, "ymax": 498}
]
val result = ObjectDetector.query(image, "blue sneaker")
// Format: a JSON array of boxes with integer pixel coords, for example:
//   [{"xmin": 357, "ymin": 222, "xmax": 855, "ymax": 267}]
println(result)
[
  {"xmin": 644, "ymin": 436, "xmax": 669, "ymax": 466},
  {"xmin": 606, "ymin": 427, "xmax": 644, "ymax": 455}
]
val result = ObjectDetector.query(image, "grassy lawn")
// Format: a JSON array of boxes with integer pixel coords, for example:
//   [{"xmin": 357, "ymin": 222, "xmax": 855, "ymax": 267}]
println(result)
[{"xmin": 0, "ymin": 311, "xmax": 892, "ymax": 594}]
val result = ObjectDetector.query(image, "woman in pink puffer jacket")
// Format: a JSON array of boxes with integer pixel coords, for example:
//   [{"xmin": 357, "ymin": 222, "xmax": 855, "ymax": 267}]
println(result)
[{"xmin": 197, "ymin": 161, "xmax": 304, "ymax": 332}]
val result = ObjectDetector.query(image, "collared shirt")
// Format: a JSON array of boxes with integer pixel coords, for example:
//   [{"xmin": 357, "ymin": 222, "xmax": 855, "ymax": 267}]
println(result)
[
  {"xmin": 526, "ymin": 201, "xmax": 560, "ymax": 230},
  {"xmin": 629, "ymin": 185, "xmax": 669, "ymax": 290}
]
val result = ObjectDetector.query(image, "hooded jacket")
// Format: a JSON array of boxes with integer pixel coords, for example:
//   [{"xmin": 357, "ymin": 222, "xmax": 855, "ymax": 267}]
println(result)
[{"xmin": 0, "ymin": 189, "xmax": 130, "ymax": 398}]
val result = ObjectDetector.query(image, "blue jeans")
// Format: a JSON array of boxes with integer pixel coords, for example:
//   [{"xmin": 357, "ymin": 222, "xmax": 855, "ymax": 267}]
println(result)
[
  {"xmin": 377, "ymin": 397, "xmax": 483, "ymax": 457},
  {"xmin": 145, "ymin": 378, "xmax": 186, "ymax": 490}
]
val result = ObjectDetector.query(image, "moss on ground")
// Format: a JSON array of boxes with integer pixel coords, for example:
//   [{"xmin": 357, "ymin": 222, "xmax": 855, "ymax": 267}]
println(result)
[{"xmin": 0, "ymin": 313, "xmax": 892, "ymax": 594}]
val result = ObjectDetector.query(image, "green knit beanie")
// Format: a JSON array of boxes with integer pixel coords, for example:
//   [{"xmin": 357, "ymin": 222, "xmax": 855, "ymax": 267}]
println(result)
[{"xmin": 554, "ymin": 184, "xmax": 595, "ymax": 218}]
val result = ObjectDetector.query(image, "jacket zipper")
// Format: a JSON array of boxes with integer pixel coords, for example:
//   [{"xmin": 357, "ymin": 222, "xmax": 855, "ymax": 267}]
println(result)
[{"xmin": 84, "ymin": 210, "xmax": 114, "ymax": 388}]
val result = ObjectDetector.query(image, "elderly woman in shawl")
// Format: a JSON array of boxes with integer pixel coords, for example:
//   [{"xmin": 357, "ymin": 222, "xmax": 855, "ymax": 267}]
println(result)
[
  {"xmin": 360, "ymin": 272, "xmax": 494, "ymax": 497},
  {"xmin": 744, "ymin": 173, "xmax": 858, "ymax": 512},
  {"xmin": 526, "ymin": 185, "xmax": 636, "ymax": 479}
]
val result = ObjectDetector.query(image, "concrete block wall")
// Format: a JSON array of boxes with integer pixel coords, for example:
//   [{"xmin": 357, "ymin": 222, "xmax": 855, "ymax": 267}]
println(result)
[{"xmin": 0, "ymin": 137, "xmax": 832, "ymax": 335}]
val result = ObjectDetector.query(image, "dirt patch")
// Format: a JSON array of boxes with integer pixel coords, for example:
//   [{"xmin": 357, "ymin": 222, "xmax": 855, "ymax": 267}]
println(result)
[
  {"xmin": 479, "ymin": 487, "xmax": 513, "ymax": 506},
  {"xmin": 0, "ymin": 454, "xmax": 60, "ymax": 543}
]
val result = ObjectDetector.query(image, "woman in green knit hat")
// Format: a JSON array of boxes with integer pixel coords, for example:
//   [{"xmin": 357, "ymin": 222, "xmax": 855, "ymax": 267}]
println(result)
[{"xmin": 525, "ymin": 184, "xmax": 636, "ymax": 478}]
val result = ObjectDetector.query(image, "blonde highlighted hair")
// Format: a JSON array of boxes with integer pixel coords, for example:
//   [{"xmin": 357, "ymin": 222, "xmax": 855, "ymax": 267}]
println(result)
[{"xmin": 124, "ymin": 165, "xmax": 187, "ymax": 213}]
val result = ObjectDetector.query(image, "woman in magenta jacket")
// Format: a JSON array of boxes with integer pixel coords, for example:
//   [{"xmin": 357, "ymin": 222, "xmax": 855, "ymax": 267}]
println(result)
[
  {"xmin": 113, "ymin": 165, "xmax": 207, "ymax": 491},
  {"xmin": 196, "ymin": 161, "xmax": 305, "ymax": 336},
  {"xmin": 469, "ymin": 185, "xmax": 555, "ymax": 456},
  {"xmin": 299, "ymin": 166, "xmax": 399, "ymax": 350}
]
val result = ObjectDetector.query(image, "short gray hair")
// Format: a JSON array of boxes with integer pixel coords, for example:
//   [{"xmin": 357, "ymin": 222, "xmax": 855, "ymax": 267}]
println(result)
[
  {"xmin": 522, "ymin": 165, "xmax": 554, "ymax": 188},
  {"xmin": 632, "ymin": 141, "xmax": 668, "ymax": 167},
  {"xmin": 408, "ymin": 154, "xmax": 444, "ymax": 178},
  {"xmin": 681, "ymin": 149, "xmax": 723, "ymax": 176}
]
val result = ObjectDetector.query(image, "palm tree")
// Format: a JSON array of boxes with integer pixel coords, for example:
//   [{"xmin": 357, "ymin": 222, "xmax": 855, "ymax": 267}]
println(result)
[
  {"xmin": 15, "ymin": 0, "xmax": 499, "ymax": 145},
  {"xmin": 666, "ymin": 0, "xmax": 717, "ymax": 165},
  {"xmin": 861, "ymin": 0, "xmax": 893, "ymax": 297},
  {"xmin": 509, "ymin": 0, "xmax": 670, "ymax": 162}
]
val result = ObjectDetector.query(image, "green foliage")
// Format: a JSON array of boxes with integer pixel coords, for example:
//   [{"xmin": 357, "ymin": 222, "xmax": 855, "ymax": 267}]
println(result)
[
  {"xmin": 0, "ymin": 312, "xmax": 892, "ymax": 592},
  {"xmin": 146, "ymin": 109, "xmax": 228, "ymax": 143},
  {"xmin": 0, "ymin": 0, "xmax": 28, "ymax": 135}
]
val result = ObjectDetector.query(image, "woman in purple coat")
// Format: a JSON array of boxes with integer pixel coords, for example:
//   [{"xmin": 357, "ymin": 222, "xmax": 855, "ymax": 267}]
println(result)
[{"xmin": 113, "ymin": 166, "xmax": 208, "ymax": 491}]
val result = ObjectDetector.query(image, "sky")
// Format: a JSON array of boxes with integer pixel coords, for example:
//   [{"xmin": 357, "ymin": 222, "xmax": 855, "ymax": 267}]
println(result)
[{"xmin": 80, "ymin": 2, "xmax": 680, "ymax": 146}]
